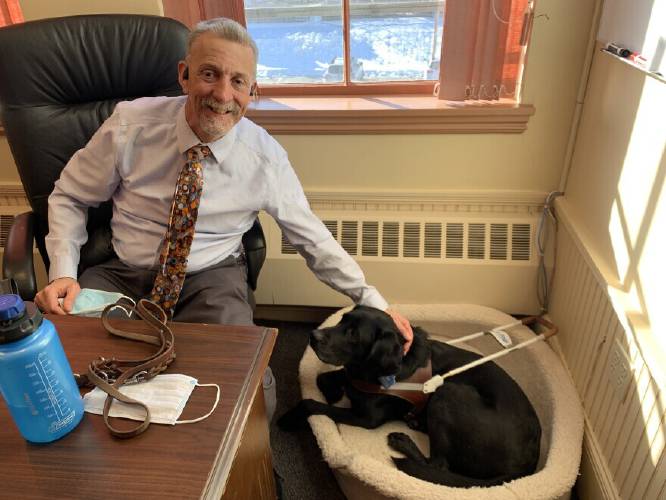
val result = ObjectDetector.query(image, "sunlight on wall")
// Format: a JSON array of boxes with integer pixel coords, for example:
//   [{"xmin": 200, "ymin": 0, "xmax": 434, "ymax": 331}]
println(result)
[
  {"xmin": 609, "ymin": 200, "xmax": 631, "ymax": 281},
  {"xmin": 609, "ymin": 74, "xmax": 666, "ymax": 353},
  {"xmin": 617, "ymin": 82, "xmax": 664, "ymax": 247},
  {"xmin": 637, "ymin": 170, "xmax": 666, "ymax": 352}
]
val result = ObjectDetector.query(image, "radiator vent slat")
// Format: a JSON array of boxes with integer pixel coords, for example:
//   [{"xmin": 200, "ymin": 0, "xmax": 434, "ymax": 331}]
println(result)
[
  {"xmin": 341, "ymin": 221, "xmax": 358, "ymax": 255},
  {"xmin": 323, "ymin": 220, "xmax": 338, "ymax": 240},
  {"xmin": 403, "ymin": 222, "xmax": 420, "ymax": 258},
  {"xmin": 512, "ymin": 223, "xmax": 531, "ymax": 261},
  {"xmin": 490, "ymin": 223, "xmax": 508, "ymax": 260},
  {"xmin": 446, "ymin": 223, "xmax": 464, "ymax": 259},
  {"xmin": 424, "ymin": 223, "xmax": 442, "ymax": 258},
  {"xmin": 281, "ymin": 232, "xmax": 297, "ymax": 254},
  {"xmin": 361, "ymin": 221, "xmax": 379, "ymax": 256},
  {"xmin": 468, "ymin": 223, "xmax": 486, "ymax": 260},
  {"xmin": 0, "ymin": 215, "xmax": 13, "ymax": 248},
  {"xmin": 382, "ymin": 222, "xmax": 399, "ymax": 257}
]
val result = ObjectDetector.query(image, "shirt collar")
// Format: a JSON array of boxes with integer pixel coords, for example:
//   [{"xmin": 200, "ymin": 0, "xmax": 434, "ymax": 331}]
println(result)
[{"xmin": 176, "ymin": 104, "xmax": 238, "ymax": 163}]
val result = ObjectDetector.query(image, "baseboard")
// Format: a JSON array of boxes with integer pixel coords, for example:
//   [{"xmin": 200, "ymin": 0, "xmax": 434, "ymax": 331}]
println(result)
[
  {"xmin": 578, "ymin": 419, "xmax": 621, "ymax": 500},
  {"xmin": 254, "ymin": 304, "xmax": 339, "ymax": 323}
]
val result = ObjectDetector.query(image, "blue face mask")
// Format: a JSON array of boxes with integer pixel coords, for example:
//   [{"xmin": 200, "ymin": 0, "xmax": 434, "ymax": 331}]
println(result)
[{"xmin": 67, "ymin": 289, "xmax": 135, "ymax": 317}]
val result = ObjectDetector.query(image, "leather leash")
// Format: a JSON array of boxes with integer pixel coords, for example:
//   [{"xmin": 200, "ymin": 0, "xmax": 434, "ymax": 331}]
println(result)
[{"xmin": 75, "ymin": 299, "xmax": 176, "ymax": 438}]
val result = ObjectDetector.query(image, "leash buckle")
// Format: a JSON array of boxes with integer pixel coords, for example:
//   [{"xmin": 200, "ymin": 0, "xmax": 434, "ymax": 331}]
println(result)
[{"xmin": 124, "ymin": 370, "xmax": 148, "ymax": 385}]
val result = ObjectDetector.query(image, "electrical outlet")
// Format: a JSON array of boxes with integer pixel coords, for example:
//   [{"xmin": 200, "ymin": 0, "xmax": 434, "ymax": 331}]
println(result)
[{"xmin": 608, "ymin": 339, "xmax": 633, "ymax": 401}]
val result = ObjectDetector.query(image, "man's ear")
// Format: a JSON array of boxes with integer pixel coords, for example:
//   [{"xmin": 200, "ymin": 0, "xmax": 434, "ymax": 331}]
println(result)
[{"xmin": 178, "ymin": 60, "xmax": 189, "ymax": 94}]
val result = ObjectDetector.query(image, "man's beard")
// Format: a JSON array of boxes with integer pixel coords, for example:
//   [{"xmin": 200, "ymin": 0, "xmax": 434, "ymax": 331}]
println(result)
[{"xmin": 199, "ymin": 96, "xmax": 242, "ymax": 138}]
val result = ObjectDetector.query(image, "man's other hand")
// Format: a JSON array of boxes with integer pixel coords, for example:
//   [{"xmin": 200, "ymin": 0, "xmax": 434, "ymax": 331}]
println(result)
[
  {"xmin": 385, "ymin": 308, "xmax": 413, "ymax": 354},
  {"xmin": 34, "ymin": 277, "xmax": 81, "ymax": 314}
]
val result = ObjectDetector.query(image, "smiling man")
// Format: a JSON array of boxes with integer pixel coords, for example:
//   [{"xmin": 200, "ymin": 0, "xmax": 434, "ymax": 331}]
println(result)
[{"xmin": 35, "ymin": 18, "xmax": 413, "ymax": 350}]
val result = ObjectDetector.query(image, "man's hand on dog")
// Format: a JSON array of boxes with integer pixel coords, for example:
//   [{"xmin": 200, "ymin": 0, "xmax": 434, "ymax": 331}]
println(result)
[{"xmin": 385, "ymin": 308, "xmax": 413, "ymax": 353}]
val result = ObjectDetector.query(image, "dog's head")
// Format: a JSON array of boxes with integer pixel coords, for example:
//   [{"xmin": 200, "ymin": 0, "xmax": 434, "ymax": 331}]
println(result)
[{"xmin": 310, "ymin": 306, "xmax": 405, "ymax": 378}]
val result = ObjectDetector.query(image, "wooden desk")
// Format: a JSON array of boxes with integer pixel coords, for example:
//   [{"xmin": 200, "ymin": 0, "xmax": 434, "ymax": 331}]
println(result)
[{"xmin": 0, "ymin": 315, "xmax": 277, "ymax": 500}]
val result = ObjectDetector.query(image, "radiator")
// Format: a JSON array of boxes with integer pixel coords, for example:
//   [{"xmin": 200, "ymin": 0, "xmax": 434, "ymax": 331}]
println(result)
[
  {"xmin": 549, "ymin": 208, "xmax": 666, "ymax": 500},
  {"xmin": 0, "ymin": 185, "xmax": 546, "ymax": 314},
  {"xmin": 254, "ymin": 190, "xmax": 546, "ymax": 314}
]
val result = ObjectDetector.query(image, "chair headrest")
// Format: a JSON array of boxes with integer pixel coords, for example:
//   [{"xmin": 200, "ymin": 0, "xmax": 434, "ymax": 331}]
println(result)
[{"xmin": 0, "ymin": 14, "xmax": 188, "ymax": 106}]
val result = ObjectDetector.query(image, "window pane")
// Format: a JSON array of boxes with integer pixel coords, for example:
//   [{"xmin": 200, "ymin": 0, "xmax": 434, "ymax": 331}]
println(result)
[
  {"xmin": 349, "ymin": 0, "xmax": 445, "ymax": 83},
  {"xmin": 245, "ymin": 1, "xmax": 344, "ymax": 84}
]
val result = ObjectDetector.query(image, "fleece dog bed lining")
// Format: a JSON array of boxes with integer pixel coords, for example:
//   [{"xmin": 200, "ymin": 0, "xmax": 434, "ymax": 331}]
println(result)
[{"xmin": 298, "ymin": 304, "xmax": 584, "ymax": 500}]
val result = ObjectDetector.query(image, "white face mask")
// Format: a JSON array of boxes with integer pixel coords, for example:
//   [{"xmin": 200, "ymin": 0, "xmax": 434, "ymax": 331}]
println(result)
[
  {"xmin": 59, "ymin": 288, "xmax": 135, "ymax": 317},
  {"xmin": 82, "ymin": 374, "xmax": 220, "ymax": 425}
]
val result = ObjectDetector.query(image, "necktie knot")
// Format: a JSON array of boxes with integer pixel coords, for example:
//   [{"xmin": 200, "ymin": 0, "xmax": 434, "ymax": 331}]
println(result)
[{"xmin": 188, "ymin": 144, "xmax": 211, "ymax": 162}]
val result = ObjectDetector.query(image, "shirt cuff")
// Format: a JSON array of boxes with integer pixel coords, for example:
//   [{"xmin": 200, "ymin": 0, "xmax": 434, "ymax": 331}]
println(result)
[
  {"xmin": 48, "ymin": 257, "xmax": 78, "ymax": 283},
  {"xmin": 356, "ymin": 287, "xmax": 389, "ymax": 311}
]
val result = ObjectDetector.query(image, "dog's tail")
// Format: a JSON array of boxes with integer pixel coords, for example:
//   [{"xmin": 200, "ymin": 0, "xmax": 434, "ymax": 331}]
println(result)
[{"xmin": 392, "ymin": 457, "xmax": 517, "ymax": 488}]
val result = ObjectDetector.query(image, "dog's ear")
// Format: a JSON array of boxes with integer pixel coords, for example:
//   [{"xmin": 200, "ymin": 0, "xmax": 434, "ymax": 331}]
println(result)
[{"xmin": 366, "ymin": 330, "xmax": 403, "ymax": 375}]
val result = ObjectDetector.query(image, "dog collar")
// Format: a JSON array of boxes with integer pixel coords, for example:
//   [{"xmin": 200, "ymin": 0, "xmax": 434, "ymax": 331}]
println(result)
[{"xmin": 348, "ymin": 358, "xmax": 433, "ymax": 419}]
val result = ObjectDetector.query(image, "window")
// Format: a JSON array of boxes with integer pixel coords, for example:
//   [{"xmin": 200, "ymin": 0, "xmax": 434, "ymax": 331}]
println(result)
[
  {"xmin": 165, "ymin": 0, "xmax": 533, "ymax": 102},
  {"xmin": 244, "ymin": 0, "xmax": 444, "ymax": 96}
]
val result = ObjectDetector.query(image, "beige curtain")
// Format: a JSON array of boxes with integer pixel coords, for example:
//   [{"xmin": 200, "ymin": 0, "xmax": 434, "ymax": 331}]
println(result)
[
  {"xmin": 438, "ymin": 0, "xmax": 529, "ymax": 101},
  {"xmin": 0, "ymin": 0, "xmax": 23, "ymax": 27}
]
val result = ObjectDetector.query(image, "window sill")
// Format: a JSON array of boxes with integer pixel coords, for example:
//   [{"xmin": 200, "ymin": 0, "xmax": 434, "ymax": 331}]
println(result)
[
  {"xmin": 247, "ymin": 96, "xmax": 535, "ymax": 134},
  {"xmin": 0, "ymin": 100, "xmax": 535, "ymax": 136}
]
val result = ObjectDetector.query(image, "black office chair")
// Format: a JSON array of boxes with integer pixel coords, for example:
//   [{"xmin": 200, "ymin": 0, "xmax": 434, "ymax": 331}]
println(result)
[{"xmin": 0, "ymin": 14, "xmax": 266, "ymax": 301}]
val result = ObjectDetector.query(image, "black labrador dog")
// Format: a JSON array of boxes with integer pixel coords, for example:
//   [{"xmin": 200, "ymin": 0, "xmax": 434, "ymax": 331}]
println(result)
[{"xmin": 278, "ymin": 306, "xmax": 541, "ymax": 487}]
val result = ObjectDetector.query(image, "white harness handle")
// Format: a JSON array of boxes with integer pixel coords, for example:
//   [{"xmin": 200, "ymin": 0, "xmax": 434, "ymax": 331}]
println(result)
[{"xmin": 389, "ymin": 316, "xmax": 558, "ymax": 394}]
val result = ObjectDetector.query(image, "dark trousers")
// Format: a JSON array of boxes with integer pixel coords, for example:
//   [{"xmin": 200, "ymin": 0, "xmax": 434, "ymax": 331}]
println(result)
[{"xmin": 78, "ymin": 255, "xmax": 254, "ymax": 326}]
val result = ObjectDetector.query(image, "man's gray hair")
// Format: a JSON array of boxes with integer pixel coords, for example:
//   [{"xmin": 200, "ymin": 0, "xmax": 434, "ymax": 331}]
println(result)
[{"xmin": 188, "ymin": 18, "xmax": 259, "ymax": 67}]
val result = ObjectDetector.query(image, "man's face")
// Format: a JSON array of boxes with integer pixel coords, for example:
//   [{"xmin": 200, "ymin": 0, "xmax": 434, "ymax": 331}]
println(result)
[{"xmin": 179, "ymin": 33, "xmax": 256, "ymax": 143}]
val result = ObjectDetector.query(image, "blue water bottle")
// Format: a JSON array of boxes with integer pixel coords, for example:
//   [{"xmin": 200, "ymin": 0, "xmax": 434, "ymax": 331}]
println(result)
[{"xmin": 0, "ymin": 294, "xmax": 84, "ymax": 442}]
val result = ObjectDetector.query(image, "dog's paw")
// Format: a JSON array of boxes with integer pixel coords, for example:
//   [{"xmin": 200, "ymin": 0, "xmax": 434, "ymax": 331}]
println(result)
[
  {"xmin": 276, "ymin": 400, "xmax": 316, "ymax": 431},
  {"xmin": 317, "ymin": 371, "xmax": 345, "ymax": 404},
  {"xmin": 387, "ymin": 432, "xmax": 412, "ymax": 451}
]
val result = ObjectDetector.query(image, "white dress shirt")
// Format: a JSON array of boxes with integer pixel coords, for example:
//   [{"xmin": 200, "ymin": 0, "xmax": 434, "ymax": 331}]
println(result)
[{"xmin": 46, "ymin": 95, "xmax": 388, "ymax": 310}]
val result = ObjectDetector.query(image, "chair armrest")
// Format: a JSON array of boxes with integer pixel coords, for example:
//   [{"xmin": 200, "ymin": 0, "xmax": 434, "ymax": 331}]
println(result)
[
  {"xmin": 242, "ymin": 219, "xmax": 266, "ymax": 291},
  {"xmin": 2, "ymin": 211, "xmax": 37, "ymax": 300}
]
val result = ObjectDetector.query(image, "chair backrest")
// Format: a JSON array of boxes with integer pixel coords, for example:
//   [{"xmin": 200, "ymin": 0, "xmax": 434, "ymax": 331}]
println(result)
[{"xmin": 0, "ymin": 14, "xmax": 189, "ymax": 271}]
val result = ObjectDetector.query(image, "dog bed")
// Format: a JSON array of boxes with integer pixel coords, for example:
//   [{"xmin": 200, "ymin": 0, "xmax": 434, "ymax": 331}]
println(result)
[{"xmin": 299, "ymin": 304, "xmax": 583, "ymax": 500}]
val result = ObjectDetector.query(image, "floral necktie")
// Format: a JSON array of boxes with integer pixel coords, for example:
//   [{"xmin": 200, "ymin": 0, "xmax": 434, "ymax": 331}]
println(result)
[{"xmin": 150, "ymin": 144, "xmax": 211, "ymax": 318}]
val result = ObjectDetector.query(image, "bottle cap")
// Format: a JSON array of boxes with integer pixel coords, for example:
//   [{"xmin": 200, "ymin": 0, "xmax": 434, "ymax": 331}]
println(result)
[
  {"xmin": 0, "ymin": 295, "xmax": 43, "ymax": 345},
  {"xmin": 0, "ymin": 294, "xmax": 26, "ymax": 321}
]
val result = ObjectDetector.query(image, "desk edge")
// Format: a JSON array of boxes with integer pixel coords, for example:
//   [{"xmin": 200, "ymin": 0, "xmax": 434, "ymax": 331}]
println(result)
[{"xmin": 202, "ymin": 327, "xmax": 278, "ymax": 499}]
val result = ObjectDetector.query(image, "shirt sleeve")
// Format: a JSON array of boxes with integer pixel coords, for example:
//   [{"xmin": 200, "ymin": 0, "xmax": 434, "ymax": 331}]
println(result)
[
  {"xmin": 45, "ymin": 111, "xmax": 123, "ymax": 281},
  {"xmin": 264, "ymin": 154, "xmax": 389, "ymax": 311}
]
